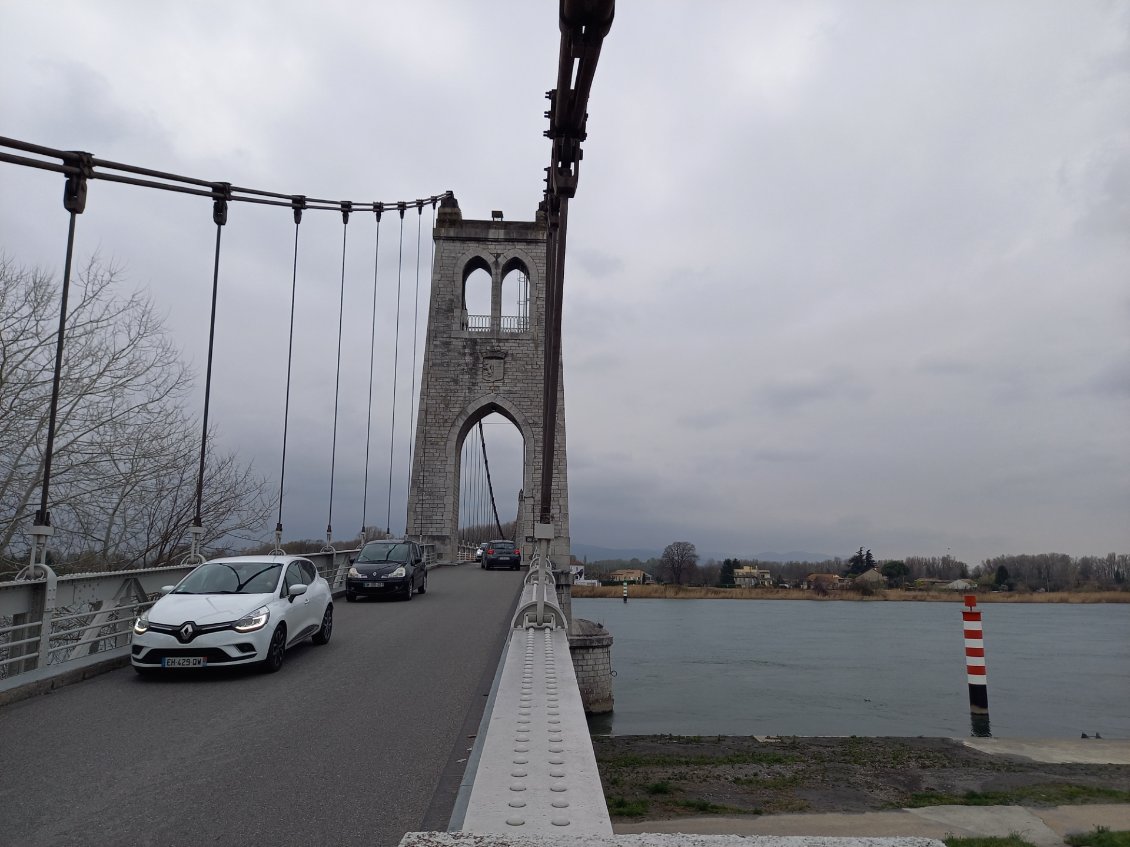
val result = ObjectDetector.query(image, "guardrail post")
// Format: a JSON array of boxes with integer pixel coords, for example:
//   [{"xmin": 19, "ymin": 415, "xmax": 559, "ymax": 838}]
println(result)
[{"xmin": 9, "ymin": 605, "xmax": 43, "ymax": 675}]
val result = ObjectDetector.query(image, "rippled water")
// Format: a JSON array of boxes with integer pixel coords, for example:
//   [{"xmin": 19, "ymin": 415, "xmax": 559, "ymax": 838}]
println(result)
[{"xmin": 573, "ymin": 598, "xmax": 1130, "ymax": 738}]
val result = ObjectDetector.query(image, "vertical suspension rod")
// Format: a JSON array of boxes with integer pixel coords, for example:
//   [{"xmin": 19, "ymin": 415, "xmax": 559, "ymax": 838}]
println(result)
[
  {"xmin": 275, "ymin": 195, "xmax": 305, "ymax": 544},
  {"xmin": 33, "ymin": 152, "xmax": 92, "ymax": 557},
  {"xmin": 405, "ymin": 200, "xmax": 423, "ymax": 532},
  {"xmin": 385, "ymin": 202, "xmax": 407, "ymax": 534},
  {"xmin": 326, "ymin": 201, "xmax": 352, "ymax": 541},
  {"xmin": 361, "ymin": 204, "xmax": 383, "ymax": 537},
  {"xmin": 193, "ymin": 182, "xmax": 231, "ymax": 534}
]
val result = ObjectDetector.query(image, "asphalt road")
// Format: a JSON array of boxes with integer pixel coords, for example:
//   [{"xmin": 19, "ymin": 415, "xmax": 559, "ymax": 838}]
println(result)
[{"xmin": 0, "ymin": 563, "xmax": 525, "ymax": 847}]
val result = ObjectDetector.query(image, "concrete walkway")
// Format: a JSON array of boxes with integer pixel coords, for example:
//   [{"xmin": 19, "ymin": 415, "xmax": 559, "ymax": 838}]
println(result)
[
  {"xmin": 614, "ymin": 804, "xmax": 1130, "ymax": 846},
  {"xmin": 615, "ymin": 739, "xmax": 1130, "ymax": 845}
]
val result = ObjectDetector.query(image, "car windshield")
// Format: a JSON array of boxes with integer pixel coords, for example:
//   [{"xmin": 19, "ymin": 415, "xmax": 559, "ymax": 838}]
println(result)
[
  {"xmin": 357, "ymin": 542, "xmax": 411, "ymax": 564},
  {"xmin": 174, "ymin": 562, "xmax": 282, "ymax": 595}
]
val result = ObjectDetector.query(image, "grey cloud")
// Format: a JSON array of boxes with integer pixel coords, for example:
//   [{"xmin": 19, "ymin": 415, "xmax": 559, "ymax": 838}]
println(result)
[
  {"xmin": 572, "ymin": 248, "xmax": 624, "ymax": 278},
  {"xmin": 758, "ymin": 370, "xmax": 869, "ymax": 412}
]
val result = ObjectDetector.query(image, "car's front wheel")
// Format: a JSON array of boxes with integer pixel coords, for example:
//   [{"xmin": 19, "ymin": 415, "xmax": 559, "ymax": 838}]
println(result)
[
  {"xmin": 312, "ymin": 605, "xmax": 333, "ymax": 645},
  {"xmin": 345, "ymin": 591, "xmax": 356, "ymax": 602},
  {"xmin": 418, "ymin": 572, "xmax": 427, "ymax": 595},
  {"xmin": 403, "ymin": 579, "xmax": 414, "ymax": 601},
  {"xmin": 260, "ymin": 625, "xmax": 286, "ymax": 673}
]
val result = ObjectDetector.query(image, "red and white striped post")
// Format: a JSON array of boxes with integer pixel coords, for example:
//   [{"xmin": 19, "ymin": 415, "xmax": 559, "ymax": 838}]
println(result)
[{"xmin": 962, "ymin": 594, "xmax": 989, "ymax": 713}]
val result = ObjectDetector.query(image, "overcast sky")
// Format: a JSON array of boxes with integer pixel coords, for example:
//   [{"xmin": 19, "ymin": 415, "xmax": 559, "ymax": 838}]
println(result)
[{"xmin": 2, "ymin": 1, "xmax": 1127, "ymax": 565}]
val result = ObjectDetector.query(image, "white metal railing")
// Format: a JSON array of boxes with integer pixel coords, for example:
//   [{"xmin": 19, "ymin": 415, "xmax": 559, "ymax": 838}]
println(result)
[
  {"xmin": 466, "ymin": 314, "xmax": 491, "ymax": 332},
  {"xmin": 0, "ymin": 563, "xmax": 197, "ymax": 681},
  {"xmin": 0, "ymin": 548, "xmax": 366, "ymax": 686},
  {"xmin": 499, "ymin": 315, "xmax": 529, "ymax": 333}
]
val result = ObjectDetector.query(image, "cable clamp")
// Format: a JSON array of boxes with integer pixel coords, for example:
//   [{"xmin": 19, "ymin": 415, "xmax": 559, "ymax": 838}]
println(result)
[
  {"xmin": 291, "ymin": 194, "xmax": 306, "ymax": 225},
  {"xmin": 397, "ymin": 201, "xmax": 407, "ymax": 218},
  {"xmin": 62, "ymin": 151, "xmax": 93, "ymax": 214},
  {"xmin": 340, "ymin": 200, "xmax": 352, "ymax": 226},
  {"xmin": 211, "ymin": 182, "xmax": 231, "ymax": 226},
  {"xmin": 374, "ymin": 201, "xmax": 384, "ymax": 221}
]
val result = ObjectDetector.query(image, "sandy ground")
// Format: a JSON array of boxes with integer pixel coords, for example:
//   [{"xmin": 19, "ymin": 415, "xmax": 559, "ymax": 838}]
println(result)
[{"xmin": 592, "ymin": 735, "xmax": 1130, "ymax": 821}]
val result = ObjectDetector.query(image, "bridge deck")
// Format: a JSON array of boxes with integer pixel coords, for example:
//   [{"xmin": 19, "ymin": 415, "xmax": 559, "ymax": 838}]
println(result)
[{"xmin": 0, "ymin": 564, "xmax": 524, "ymax": 847}]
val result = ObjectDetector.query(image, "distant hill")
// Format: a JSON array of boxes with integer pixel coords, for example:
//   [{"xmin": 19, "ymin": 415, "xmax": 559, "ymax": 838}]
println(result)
[
  {"xmin": 747, "ymin": 551, "xmax": 834, "ymax": 564},
  {"xmin": 570, "ymin": 542, "xmax": 659, "ymax": 563},
  {"xmin": 571, "ymin": 543, "xmax": 832, "ymax": 565}
]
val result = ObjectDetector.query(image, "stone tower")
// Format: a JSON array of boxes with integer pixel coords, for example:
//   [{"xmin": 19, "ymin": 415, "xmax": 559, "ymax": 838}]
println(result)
[{"xmin": 406, "ymin": 195, "xmax": 570, "ymax": 564}]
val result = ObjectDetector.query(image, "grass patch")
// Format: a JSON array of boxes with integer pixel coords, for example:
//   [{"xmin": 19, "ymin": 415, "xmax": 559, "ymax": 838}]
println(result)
[
  {"xmin": 608, "ymin": 796, "xmax": 649, "ymax": 817},
  {"xmin": 909, "ymin": 784, "xmax": 1130, "ymax": 808},
  {"xmin": 944, "ymin": 837, "xmax": 1038, "ymax": 847},
  {"xmin": 733, "ymin": 773, "xmax": 804, "ymax": 790},
  {"xmin": 645, "ymin": 780, "xmax": 674, "ymax": 795},
  {"xmin": 675, "ymin": 799, "xmax": 748, "ymax": 814},
  {"xmin": 1067, "ymin": 828, "xmax": 1130, "ymax": 847},
  {"xmin": 601, "ymin": 752, "xmax": 797, "ymax": 768}
]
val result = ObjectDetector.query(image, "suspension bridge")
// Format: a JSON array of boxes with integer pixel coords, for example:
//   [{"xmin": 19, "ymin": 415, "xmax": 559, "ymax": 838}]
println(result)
[
  {"xmin": 0, "ymin": 4, "xmax": 945, "ymax": 847},
  {"xmin": 0, "ymin": 1, "xmax": 627, "ymax": 845}
]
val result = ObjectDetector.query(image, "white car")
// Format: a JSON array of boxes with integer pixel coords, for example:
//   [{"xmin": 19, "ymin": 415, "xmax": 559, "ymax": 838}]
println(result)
[{"xmin": 131, "ymin": 555, "xmax": 333, "ymax": 674}]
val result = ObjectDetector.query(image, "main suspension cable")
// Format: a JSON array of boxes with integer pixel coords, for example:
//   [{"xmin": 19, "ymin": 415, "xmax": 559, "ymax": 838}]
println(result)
[
  {"xmin": 361, "ymin": 205, "xmax": 383, "ymax": 538},
  {"xmin": 385, "ymin": 203, "xmax": 406, "ymax": 534},
  {"xmin": 0, "ymin": 135, "xmax": 450, "ymax": 217},
  {"xmin": 325, "ymin": 202, "xmax": 352, "ymax": 547},
  {"xmin": 273, "ymin": 195, "xmax": 306, "ymax": 553}
]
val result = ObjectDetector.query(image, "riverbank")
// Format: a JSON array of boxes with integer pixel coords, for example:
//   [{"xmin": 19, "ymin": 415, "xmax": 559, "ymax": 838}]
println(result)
[
  {"xmin": 572, "ymin": 585, "xmax": 1130, "ymax": 602},
  {"xmin": 592, "ymin": 735, "xmax": 1130, "ymax": 823}
]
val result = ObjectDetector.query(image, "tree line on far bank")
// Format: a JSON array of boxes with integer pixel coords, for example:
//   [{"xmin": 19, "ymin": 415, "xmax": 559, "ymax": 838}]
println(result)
[{"xmin": 580, "ymin": 541, "xmax": 1129, "ymax": 594}]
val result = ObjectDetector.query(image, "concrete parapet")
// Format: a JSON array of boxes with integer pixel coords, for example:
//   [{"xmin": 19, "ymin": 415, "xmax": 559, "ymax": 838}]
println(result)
[
  {"xmin": 459, "ymin": 627, "xmax": 612, "ymax": 837},
  {"xmin": 403, "ymin": 832, "xmax": 944, "ymax": 847}
]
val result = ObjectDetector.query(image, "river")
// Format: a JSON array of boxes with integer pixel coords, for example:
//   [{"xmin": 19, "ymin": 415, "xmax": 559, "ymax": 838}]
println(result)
[{"xmin": 573, "ymin": 598, "xmax": 1130, "ymax": 738}]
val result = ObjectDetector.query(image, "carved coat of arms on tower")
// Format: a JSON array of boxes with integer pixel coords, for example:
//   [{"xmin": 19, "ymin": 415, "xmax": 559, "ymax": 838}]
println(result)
[{"xmin": 482, "ymin": 351, "xmax": 506, "ymax": 383}]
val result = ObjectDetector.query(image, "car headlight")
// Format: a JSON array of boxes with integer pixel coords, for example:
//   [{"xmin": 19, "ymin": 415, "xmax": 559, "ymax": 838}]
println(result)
[
  {"xmin": 133, "ymin": 613, "xmax": 149, "ymax": 635},
  {"xmin": 388, "ymin": 566, "xmax": 406, "ymax": 578},
  {"xmin": 234, "ymin": 606, "xmax": 270, "ymax": 633},
  {"xmin": 348, "ymin": 566, "xmax": 361, "ymax": 578}
]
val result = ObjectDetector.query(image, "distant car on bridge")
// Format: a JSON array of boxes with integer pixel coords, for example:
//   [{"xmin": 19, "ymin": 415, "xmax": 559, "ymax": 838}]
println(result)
[
  {"xmin": 474, "ymin": 542, "xmax": 488, "ymax": 562},
  {"xmin": 131, "ymin": 555, "xmax": 333, "ymax": 675},
  {"xmin": 346, "ymin": 539, "xmax": 427, "ymax": 601},
  {"xmin": 481, "ymin": 540, "xmax": 522, "ymax": 570}
]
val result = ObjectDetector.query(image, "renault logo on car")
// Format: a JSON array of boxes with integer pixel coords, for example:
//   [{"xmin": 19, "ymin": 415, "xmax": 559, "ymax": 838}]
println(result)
[{"xmin": 178, "ymin": 622, "xmax": 195, "ymax": 642}]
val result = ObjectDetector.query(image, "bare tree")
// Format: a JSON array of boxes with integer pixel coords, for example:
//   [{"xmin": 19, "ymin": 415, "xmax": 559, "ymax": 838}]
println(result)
[
  {"xmin": 0, "ymin": 256, "xmax": 274, "ymax": 570},
  {"xmin": 659, "ymin": 540, "xmax": 699, "ymax": 585}
]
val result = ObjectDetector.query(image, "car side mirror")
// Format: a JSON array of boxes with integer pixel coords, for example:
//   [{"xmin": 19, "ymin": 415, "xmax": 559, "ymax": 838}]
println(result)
[
  {"xmin": 349, "ymin": 557, "xmax": 355, "ymax": 565},
  {"xmin": 287, "ymin": 583, "xmax": 308, "ymax": 601},
  {"xmin": 159, "ymin": 585, "xmax": 175, "ymax": 595}
]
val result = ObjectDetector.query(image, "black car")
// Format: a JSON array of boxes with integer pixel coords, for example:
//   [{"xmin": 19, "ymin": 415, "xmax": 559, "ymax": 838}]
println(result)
[
  {"xmin": 481, "ymin": 540, "xmax": 522, "ymax": 570},
  {"xmin": 346, "ymin": 539, "xmax": 427, "ymax": 601}
]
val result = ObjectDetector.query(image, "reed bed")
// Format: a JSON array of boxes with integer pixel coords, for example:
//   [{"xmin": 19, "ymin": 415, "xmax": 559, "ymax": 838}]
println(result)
[{"xmin": 571, "ymin": 584, "xmax": 1130, "ymax": 603}]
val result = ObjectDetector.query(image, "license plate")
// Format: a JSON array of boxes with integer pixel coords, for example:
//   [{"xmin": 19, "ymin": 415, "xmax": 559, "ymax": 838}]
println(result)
[
  {"xmin": 365, "ymin": 581, "xmax": 384, "ymax": 588},
  {"xmin": 498, "ymin": 556, "xmax": 511, "ymax": 562},
  {"xmin": 162, "ymin": 656, "xmax": 207, "ymax": 668}
]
